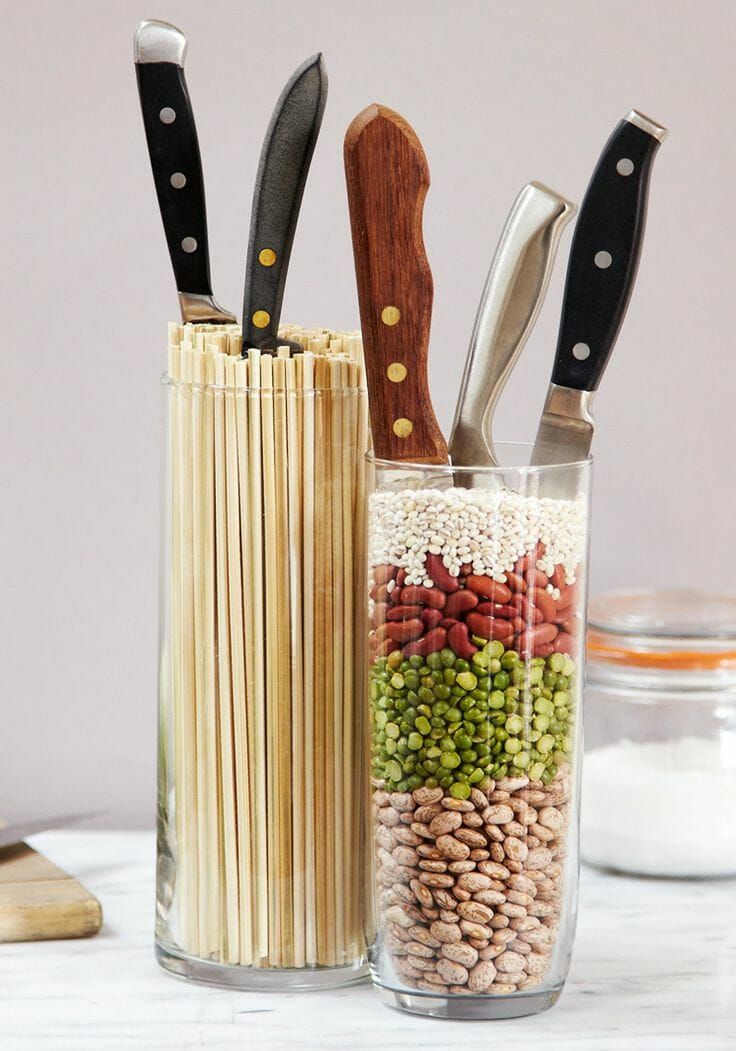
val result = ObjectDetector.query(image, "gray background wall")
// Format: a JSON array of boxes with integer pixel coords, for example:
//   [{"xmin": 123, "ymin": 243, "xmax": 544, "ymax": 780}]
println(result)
[{"xmin": 2, "ymin": 0, "xmax": 734, "ymax": 827}]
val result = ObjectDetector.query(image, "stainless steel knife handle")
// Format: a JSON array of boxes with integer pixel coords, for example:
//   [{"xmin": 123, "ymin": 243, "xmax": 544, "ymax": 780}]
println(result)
[
  {"xmin": 449, "ymin": 183, "xmax": 575, "ymax": 467},
  {"xmin": 134, "ymin": 20, "xmax": 235, "ymax": 324}
]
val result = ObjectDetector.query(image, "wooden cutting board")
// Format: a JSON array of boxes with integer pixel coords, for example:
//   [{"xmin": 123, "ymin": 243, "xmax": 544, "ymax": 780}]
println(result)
[{"xmin": 0, "ymin": 840, "xmax": 102, "ymax": 942}]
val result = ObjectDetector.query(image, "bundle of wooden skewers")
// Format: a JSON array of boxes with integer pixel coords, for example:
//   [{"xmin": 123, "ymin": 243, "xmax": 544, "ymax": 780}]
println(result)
[{"xmin": 162, "ymin": 322, "xmax": 369, "ymax": 968}]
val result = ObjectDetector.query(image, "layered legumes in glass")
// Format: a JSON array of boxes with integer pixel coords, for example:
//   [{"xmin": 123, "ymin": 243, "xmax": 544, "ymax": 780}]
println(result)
[{"xmin": 366, "ymin": 450, "xmax": 590, "ymax": 1019}]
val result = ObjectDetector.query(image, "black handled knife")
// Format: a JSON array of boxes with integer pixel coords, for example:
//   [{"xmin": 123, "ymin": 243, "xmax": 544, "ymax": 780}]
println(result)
[
  {"xmin": 241, "ymin": 54, "xmax": 328, "ymax": 353},
  {"xmin": 134, "ymin": 20, "xmax": 235, "ymax": 324},
  {"xmin": 531, "ymin": 110, "xmax": 668, "ymax": 470}
]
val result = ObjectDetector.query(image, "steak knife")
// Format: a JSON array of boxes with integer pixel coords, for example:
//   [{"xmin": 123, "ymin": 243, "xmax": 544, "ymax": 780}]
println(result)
[
  {"xmin": 344, "ymin": 104, "xmax": 448, "ymax": 464},
  {"xmin": 450, "ymin": 182, "xmax": 575, "ymax": 469},
  {"xmin": 241, "ymin": 54, "xmax": 328, "ymax": 353},
  {"xmin": 134, "ymin": 20, "xmax": 235, "ymax": 324},
  {"xmin": 531, "ymin": 110, "xmax": 668, "ymax": 474}
]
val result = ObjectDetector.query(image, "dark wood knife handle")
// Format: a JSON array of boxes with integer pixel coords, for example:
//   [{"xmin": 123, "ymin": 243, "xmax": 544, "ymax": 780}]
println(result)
[
  {"xmin": 344, "ymin": 105, "xmax": 448, "ymax": 464},
  {"xmin": 552, "ymin": 112, "xmax": 666, "ymax": 391},
  {"xmin": 241, "ymin": 54, "xmax": 328, "ymax": 352},
  {"xmin": 135, "ymin": 60, "xmax": 214, "ymax": 296}
]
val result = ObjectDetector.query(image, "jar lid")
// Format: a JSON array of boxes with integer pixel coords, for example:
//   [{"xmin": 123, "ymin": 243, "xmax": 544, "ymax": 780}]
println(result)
[{"xmin": 588, "ymin": 590, "xmax": 736, "ymax": 671}]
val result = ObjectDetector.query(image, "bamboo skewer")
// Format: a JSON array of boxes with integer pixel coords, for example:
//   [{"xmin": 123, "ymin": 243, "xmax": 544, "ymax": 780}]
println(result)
[{"xmin": 163, "ymin": 324, "xmax": 367, "ymax": 971}]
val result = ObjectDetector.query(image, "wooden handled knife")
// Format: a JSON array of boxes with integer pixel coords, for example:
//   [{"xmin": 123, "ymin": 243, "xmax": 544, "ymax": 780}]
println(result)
[{"xmin": 344, "ymin": 105, "xmax": 448, "ymax": 464}]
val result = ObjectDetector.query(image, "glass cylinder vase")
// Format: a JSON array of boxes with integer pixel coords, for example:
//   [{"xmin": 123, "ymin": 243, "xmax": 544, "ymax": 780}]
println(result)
[
  {"xmin": 157, "ymin": 327, "xmax": 370, "ymax": 989},
  {"xmin": 366, "ymin": 446, "xmax": 591, "ymax": 1019}
]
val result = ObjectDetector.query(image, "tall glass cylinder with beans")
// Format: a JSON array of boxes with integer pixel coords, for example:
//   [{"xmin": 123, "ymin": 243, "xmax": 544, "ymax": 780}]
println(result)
[
  {"xmin": 366, "ymin": 447, "xmax": 591, "ymax": 1019},
  {"xmin": 157, "ymin": 323, "xmax": 370, "ymax": 989}
]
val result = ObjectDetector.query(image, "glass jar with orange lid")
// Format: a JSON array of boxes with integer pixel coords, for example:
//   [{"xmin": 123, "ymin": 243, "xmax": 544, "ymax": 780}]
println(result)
[{"xmin": 582, "ymin": 590, "xmax": 736, "ymax": 878}]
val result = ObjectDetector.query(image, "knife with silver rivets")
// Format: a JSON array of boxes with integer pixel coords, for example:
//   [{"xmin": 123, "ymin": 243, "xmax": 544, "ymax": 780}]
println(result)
[
  {"xmin": 531, "ymin": 110, "xmax": 668, "ymax": 472},
  {"xmin": 241, "ymin": 54, "xmax": 328, "ymax": 354},
  {"xmin": 134, "ymin": 20, "xmax": 236, "ymax": 324}
]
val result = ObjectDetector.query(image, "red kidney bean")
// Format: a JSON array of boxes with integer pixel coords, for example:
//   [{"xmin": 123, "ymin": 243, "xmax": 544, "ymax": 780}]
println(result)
[
  {"xmin": 518, "ymin": 623, "xmax": 558, "ymax": 651},
  {"xmin": 444, "ymin": 590, "xmax": 479, "ymax": 618},
  {"xmin": 375, "ymin": 638, "xmax": 400, "ymax": 657},
  {"xmin": 440, "ymin": 617, "xmax": 459, "ymax": 630},
  {"xmin": 396, "ymin": 567, "xmax": 407, "ymax": 588},
  {"xmin": 533, "ymin": 643, "xmax": 555, "ymax": 658},
  {"xmin": 373, "ymin": 584, "xmax": 390, "ymax": 603},
  {"xmin": 509, "ymin": 594, "xmax": 543, "ymax": 624},
  {"xmin": 561, "ymin": 618, "xmax": 578, "ymax": 636},
  {"xmin": 554, "ymin": 604, "xmax": 574, "ymax": 624},
  {"xmin": 424, "ymin": 553, "xmax": 460, "ymax": 593},
  {"xmin": 505, "ymin": 572, "xmax": 526, "ymax": 594},
  {"xmin": 370, "ymin": 602, "xmax": 389, "ymax": 629},
  {"xmin": 385, "ymin": 619, "xmax": 424, "ymax": 643},
  {"xmin": 465, "ymin": 577, "xmax": 512, "ymax": 604},
  {"xmin": 403, "ymin": 627, "xmax": 448, "ymax": 658},
  {"xmin": 401, "ymin": 585, "xmax": 446, "ymax": 610},
  {"xmin": 466, "ymin": 612, "xmax": 514, "ymax": 641},
  {"xmin": 550, "ymin": 565, "xmax": 566, "ymax": 589},
  {"xmin": 477, "ymin": 602, "xmax": 517, "ymax": 619},
  {"xmin": 512, "ymin": 616, "xmax": 526, "ymax": 634},
  {"xmin": 553, "ymin": 632, "xmax": 576, "ymax": 656},
  {"xmin": 422, "ymin": 608, "xmax": 444, "ymax": 630},
  {"xmin": 557, "ymin": 583, "xmax": 577, "ymax": 608},
  {"xmin": 524, "ymin": 568, "xmax": 549, "ymax": 589},
  {"xmin": 386, "ymin": 604, "xmax": 423, "ymax": 621},
  {"xmin": 374, "ymin": 623, "xmax": 390, "ymax": 642},
  {"xmin": 530, "ymin": 587, "xmax": 557, "ymax": 623},
  {"xmin": 373, "ymin": 564, "xmax": 397, "ymax": 585},
  {"xmin": 448, "ymin": 621, "xmax": 478, "ymax": 660}
]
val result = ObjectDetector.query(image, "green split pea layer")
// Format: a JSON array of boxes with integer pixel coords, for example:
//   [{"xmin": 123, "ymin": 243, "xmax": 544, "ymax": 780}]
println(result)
[{"xmin": 369, "ymin": 641, "xmax": 576, "ymax": 798}]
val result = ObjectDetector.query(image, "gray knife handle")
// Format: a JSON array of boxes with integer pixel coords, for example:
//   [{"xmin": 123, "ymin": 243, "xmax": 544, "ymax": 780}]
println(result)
[{"xmin": 450, "ymin": 183, "xmax": 575, "ymax": 467}]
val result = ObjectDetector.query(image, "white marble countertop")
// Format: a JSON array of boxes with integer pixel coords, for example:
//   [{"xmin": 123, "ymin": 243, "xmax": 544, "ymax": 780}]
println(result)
[{"xmin": 1, "ymin": 832, "xmax": 733, "ymax": 1050}]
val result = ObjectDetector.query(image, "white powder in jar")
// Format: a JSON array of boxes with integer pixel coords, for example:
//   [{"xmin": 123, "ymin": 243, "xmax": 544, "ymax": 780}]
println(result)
[{"xmin": 581, "ymin": 736, "xmax": 736, "ymax": 877}]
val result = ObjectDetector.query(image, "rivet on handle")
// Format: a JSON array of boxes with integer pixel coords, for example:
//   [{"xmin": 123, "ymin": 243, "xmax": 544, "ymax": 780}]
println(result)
[
  {"xmin": 393, "ymin": 418, "xmax": 413, "ymax": 437},
  {"xmin": 252, "ymin": 310, "xmax": 271, "ymax": 328},
  {"xmin": 381, "ymin": 306, "xmax": 401, "ymax": 325},
  {"xmin": 259, "ymin": 248, "xmax": 277, "ymax": 267},
  {"xmin": 387, "ymin": 362, "xmax": 407, "ymax": 382}
]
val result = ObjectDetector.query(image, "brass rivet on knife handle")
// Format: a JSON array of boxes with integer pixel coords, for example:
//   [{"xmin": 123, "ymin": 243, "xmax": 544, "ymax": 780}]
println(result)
[
  {"xmin": 259, "ymin": 248, "xmax": 277, "ymax": 267},
  {"xmin": 344, "ymin": 104, "xmax": 448, "ymax": 465}
]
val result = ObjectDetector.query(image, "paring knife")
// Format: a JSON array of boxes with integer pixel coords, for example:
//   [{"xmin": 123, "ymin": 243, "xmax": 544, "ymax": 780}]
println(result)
[
  {"xmin": 344, "ymin": 105, "xmax": 448, "ymax": 464},
  {"xmin": 450, "ymin": 182, "xmax": 576, "ymax": 469},
  {"xmin": 134, "ymin": 20, "xmax": 236, "ymax": 324},
  {"xmin": 241, "ymin": 54, "xmax": 328, "ymax": 353},
  {"xmin": 531, "ymin": 110, "xmax": 668, "ymax": 473},
  {"xmin": 0, "ymin": 812, "xmax": 102, "ymax": 851}
]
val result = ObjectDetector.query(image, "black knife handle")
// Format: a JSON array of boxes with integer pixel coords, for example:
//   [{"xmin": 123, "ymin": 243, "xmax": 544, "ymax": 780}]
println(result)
[
  {"xmin": 135, "ymin": 56, "xmax": 213, "ymax": 296},
  {"xmin": 551, "ymin": 111, "xmax": 667, "ymax": 391},
  {"xmin": 241, "ymin": 54, "xmax": 328, "ymax": 352}
]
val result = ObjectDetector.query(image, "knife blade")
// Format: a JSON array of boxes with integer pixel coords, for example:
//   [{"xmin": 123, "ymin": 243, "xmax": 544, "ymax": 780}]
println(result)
[
  {"xmin": 344, "ymin": 104, "xmax": 448, "ymax": 464},
  {"xmin": 450, "ymin": 182, "xmax": 575, "ymax": 469},
  {"xmin": 134, "ymin": 20, "xmax": 235, "ymax": 324},
  {"xmin": 0, "ymin": 812, "xmax": 102, "ymax": 851},
  {"xmin": 241, "ymin": 54, "xmax": 328, "ymax": 353},
  {"xmin": 531, "ymin": 110, "xmax": 668, "ymax": 472}
]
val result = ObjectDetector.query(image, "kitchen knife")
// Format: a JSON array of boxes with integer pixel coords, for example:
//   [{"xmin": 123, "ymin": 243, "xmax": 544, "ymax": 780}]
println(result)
[
  {"xmin": 450, "ymin": 182, "xmax": 575, "ymax": 469},
  {"xmin": 344, "ymin": 105, "xmax": 448, "ymax": 464},
  {"xmin": 0, "ymin": 812, "xmax": 102, "ymax": 851},
  {"xmin": 531, "ymin": 110, "xmax": 668, "ymax": 472},
  {"xmin": 241, "ymin": 54, "xmax": 328, "ymax": 353},
  {"xmin": 134, "ymin": 20, "xmax": 235, "ymax": 324}
]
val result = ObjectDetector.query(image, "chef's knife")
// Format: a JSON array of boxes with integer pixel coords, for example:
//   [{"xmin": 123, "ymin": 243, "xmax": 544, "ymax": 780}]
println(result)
[
  {"xmin": 0, "ymin": 812, "xmax": 102, "ymax": 851},
  {"xmin": 531, "ymin": 110, "xmax": 668, "ymax": 472},
  {"xmin": 134, "ymin": 20, "xmax": 236, "ymax": 324},
  {"xmin": 450, "ymin": 182, "xmax": 575, "ymax": 469},
  {"xmin": 344, "ymin": 105, "xmax": 448, "ymax": 464},
  {"xmin": 241, "ymin": 54, "xmax": 328, "ymax": 353}
]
